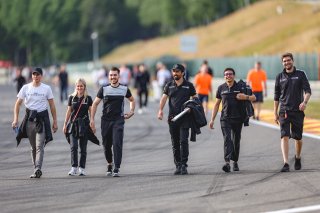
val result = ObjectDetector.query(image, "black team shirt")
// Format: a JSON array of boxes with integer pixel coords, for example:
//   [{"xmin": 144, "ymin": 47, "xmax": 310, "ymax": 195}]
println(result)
[{"xmin": 97, "ymin": 84, "xmax": 132, "ymax": 121}]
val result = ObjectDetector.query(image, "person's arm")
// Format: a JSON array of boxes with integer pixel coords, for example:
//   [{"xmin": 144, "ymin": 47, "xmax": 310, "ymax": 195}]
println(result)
[
  {"xmin": 299, "ymin": 92, "xmax": 311, "ymax": 111},
  {"xmin": 236, "ymin": 93, "xmax": 256, "ymax": 102},
  {"xmin": 158, "ymin": 94, "xmax": 168, "ymax": 120},
  {"xmin": 274, "ymin": 100, "xmax": 279, "ymax": 125},
  {"xmin": 48, "ymin": 99, "xmax": 58, "ymax": 133},
  {"xmin": 90, "ymin": 97, "xmax": 101, "ymax": 133},
  {"xmin": 12, "ymin": 98, "xmax": 23, "ymax": 128},
  {"xmin": 124, "ymin": 96, "xmax": 135, "ymax": 119},
  {"xmin": 209, "ymin": 98, "xmax": 221, "ymax": 129},
  {"xmin": 63, "ymin": 106, "xmax": 72, "ymax": 134}
]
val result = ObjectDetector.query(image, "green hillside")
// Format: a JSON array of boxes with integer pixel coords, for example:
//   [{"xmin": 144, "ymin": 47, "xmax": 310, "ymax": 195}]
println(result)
[{"xmin": 101, "ymin": 0, "xmax": 320, "ymax": 64}]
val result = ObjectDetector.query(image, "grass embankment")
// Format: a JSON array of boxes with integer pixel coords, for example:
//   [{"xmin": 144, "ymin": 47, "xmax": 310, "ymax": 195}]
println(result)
[
  {"xmin": 262, "ymin": 100, "xmax": 320, "ymax": 119},
  {"xmin": 101, "ymin": 0, "xmax": 320, "ymax": 64}
]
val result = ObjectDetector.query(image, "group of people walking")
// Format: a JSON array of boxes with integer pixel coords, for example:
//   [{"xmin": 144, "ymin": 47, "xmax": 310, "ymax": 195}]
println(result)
[{"xmin": 12, "ymin": 52, "xmax": 311, "ymax": 178}]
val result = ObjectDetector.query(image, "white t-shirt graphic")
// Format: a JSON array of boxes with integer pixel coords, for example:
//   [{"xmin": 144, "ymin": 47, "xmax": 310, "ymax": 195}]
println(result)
[{"xmin": 17, "ymin": 83, "xmax": 54, "ymax": 112}]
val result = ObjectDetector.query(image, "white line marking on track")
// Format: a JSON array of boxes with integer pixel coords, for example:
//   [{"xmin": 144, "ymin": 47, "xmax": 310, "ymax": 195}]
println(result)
[{"xmin": 265, "ymin": 204, "xmax": 320, "ymax": 213}]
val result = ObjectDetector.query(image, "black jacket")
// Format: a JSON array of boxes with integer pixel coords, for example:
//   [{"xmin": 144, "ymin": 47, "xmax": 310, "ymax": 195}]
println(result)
[
  {"xmin": 274, "ymin": 67, "xmax": 311, "ymax": 113},
  {"xmin": 16, "ymin": 109, "xmax": 53, "ymax": 147},
  {"xmin": 237, "ymin": 79, "xmax": 254, "ymax": 126},
  {"xmin": 182, "ymin": 97, "xmax": 207, "ymax": 142}
]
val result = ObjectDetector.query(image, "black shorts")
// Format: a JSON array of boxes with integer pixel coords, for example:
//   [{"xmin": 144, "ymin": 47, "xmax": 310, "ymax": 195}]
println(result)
[
  {"xmin": 279, "ymin": 111, "xmax": 305, "ymax": 140},
  {"xmin": 253, "ymin": 92, "xmax": 263, "ymax": 103},
  {"xmin": 198, "ymin": 94, "xmax": 209, "ymax": 103}
]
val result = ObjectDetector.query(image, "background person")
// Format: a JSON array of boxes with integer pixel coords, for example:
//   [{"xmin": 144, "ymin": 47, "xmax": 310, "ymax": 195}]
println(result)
[
  {"xmin": 209, "ymin": 68, "xmax": 256, "ymax": 173},
  {"xmin": 12, "ymin": 67, "xmax": 58, "ymax": 178},
  {"xmin": 58, "ymin": 64, "xmax": 69, "ymax": 104},
  {"xmin": 274, "ymin": 53, "xmax": 311, "ymax": 172},
  {"xmin": 194, "ymin": 64, "xmax": 212, "ymax": 114},
  {"xmin": 246, "ymin": 61, "xmax": 267, "ymax": 120},
  {"xmin": 90, "ymin": 67, "xmax": 135, "ymax": 177}
]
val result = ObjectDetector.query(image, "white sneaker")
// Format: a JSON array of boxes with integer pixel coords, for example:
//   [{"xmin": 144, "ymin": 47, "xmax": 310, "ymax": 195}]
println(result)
[
  {"xmin": 138, "ymin": 109, "xmax": 143, "ymax": 114},
  {"xmin": 79, "ymin": 167, "xmax": 86, "ymax": 176},
  {"xmin": 68, "ymin": 167, "xmax": 77, "ymax": 176},
  {"xmin": 113, "ymin": 168, "xmax": 120, "ymax": 177}
]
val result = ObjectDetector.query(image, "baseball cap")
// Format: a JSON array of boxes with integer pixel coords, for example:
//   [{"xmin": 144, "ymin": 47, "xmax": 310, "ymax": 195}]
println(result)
[
  {"xmin": 32, "ymin": 67, "xmax": 43, "ymax": 75},
  {"xmin": 171, "ymin": 64, "xmax": 185, "ymax": 72}
]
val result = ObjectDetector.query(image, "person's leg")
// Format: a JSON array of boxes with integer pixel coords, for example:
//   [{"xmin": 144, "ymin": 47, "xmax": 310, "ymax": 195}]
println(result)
[
  {"xmin": 60, "ymin": 86, "xmax": 63, "ymax": 102},
  {"xmin": 169, "ymin": 122, "xmax": 181, "ymax": 167},
  {"xmin": 291, "ymin": 111, "xmax": 304, "ymax": 170},
  {"xmin": 256, "ymin": 102, "xmax": 262, "ymax": 120},
  {"xmin": 70, "ymin": 135, "xmax": 79, "ymax": 168},
  {"xmin": 281, "ymin": 136, "xmax": 290, "ymax": 163},
  {"xmin": 202, "ymin": 101, "xmax": 208, "ymax": 114},
  {"xmin": 221, "ymin": 121, "xmax": 232, "ymax": 172},
  {"xmin": 279, "ymin": 112, "xmax": 291, "ymax": 171},
  {"xmin": 112, "ymin": 119, "xmax": 124, "ymax": 169},
  {"xmin": 180, "ymin": 127, "xmax": 189, "ymax": 174},
  {"xmin": 231, "ymin": 122, "xmax": 242, "ymax": 163},
  {"xmin": 144, "ymin": 90, "xmax": 149, "ymax": 107},
  {"xmin": 79, "ymin": 136, "xmax": 88, "ymax": 169},
  {"xmin": 102, "ymin": 120, "xmax": 113, "ymax": 164},
  {"xmin": 26, "ymin": 121, "xmax": 36, "ymax": 168},
  {"xmin": 34, "ymin": 125, "xmax": 46, "ymax": 171}
]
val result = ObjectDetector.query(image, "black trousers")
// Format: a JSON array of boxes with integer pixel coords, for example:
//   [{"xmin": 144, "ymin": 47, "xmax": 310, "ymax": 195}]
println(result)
[
  {"xmin": 101, "ymin": 118, "xmax": 125, "ymax": 169},
  {"xmin": 168, "ymin": 121, "xmax": 189, "ymax": 166},
  {"xmin": 220, "ymin": 120, "xmax": 242, "ymax": 162},
  {"xmin": 70, "ymin": 134, "xmax": 88, "ymax": 168},
  {"xmin": 138, "ymin": 89, "xmax": 148, "ymax": 108}
]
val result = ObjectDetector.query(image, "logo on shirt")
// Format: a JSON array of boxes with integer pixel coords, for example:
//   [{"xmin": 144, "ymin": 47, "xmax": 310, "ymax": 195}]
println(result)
[
  {"xmin": 291, "ymin": 77, "xmax": 299, "ymax": 80},
  {"xmin": 182, "ymin": 86, "xmax": 189, "ymax": 89},
  {"xmin": 26, "ymin": 92, "xmax": 45, "ymax": 97}
]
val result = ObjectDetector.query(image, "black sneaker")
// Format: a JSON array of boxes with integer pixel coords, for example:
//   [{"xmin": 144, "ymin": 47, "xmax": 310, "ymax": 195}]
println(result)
[
  {"xmin": 174, "ymin": 165, "xmax": 181, "ymax": 175},
  {"xmin": 30, "ymin": 169, "xmax": 42, "ymax": 178},
  {"xmin": 181, "ymin": 165, "xmax": 188, "ymax": 175},
  {"xmin": 106, "ymin": 165, "xmax": 113, "ymax": 176},
  {"xmin": 280, "ymin": 163, "xmax": 290, "ymax": 172},
  {"xmin": 294, "ymin": 156, "xmax": 301, "ymax": 170},
  {"xmin": 222, "ymin": 163, "xmax": 231, "ymax": 173},
  {"xmin": 113, "ymin": 168, "xmax": 120, "ymax": 177},
  {"xmin": 233, "ymin": 162, "xmax": 239, "ymax": 171}
]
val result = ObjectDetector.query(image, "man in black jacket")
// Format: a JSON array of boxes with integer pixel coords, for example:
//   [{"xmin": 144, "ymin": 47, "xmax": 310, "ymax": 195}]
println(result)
[
  {"xmin": 274, "ymin": 53, "xmax": 311, "ymax": 172},
  {"xmin": 158, "ymin": 64, "xmax": 197, "ymax": 175},
  {"xmin": 209, "ymin": 68, "xmax": 256, "ymax": 173}
]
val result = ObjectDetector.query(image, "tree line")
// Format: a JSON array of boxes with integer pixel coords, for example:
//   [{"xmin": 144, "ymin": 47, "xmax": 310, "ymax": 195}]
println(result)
[{"xmin": 0, "ymin": 0, "xmax": 259, "ymax": 66}]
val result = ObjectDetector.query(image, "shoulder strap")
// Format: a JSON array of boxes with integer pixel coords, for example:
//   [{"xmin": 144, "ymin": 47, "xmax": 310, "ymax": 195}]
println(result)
[{"xmin": 72, "ymin": 98, "xmax": 85, "ymax": 122}]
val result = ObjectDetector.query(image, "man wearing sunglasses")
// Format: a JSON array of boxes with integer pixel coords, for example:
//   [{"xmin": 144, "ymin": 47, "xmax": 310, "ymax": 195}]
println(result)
[
  {"xmin": 209, "ymin": 68, "xmax": 256, "ymax": 173},
  {"xmin": 12, "ymin": 67, "xmax": 58, "ymax": 178}
]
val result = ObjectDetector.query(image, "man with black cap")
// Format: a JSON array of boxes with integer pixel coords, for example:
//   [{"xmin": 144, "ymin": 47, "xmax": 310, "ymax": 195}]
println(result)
[
  {"xmin": 12, "ymin": 67, "xmax": 58, "ymax": 178},
  {"xmin": 158, "ymin": 64, "xmax": 197, "ymax": 175}
]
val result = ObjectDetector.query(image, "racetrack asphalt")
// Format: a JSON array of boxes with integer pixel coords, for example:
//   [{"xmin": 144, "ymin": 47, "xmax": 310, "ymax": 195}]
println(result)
[{"xmin": 1, "ymin": 84, "xmax": 320, "ymax": 213}]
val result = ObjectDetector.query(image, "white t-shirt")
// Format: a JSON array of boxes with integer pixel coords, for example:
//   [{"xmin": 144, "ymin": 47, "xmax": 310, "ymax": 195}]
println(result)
[
  {"xmin": 157, "ymin": 68, "xmax": 171, "ymax": 86},
  {"xmin": 17, "ymin": 82, "xmax": 54, "ymax": 112}
]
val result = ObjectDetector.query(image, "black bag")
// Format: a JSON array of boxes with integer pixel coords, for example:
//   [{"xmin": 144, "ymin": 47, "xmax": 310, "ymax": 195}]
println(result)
[{"xmin": 66, "ymin": 121, "xmax": 73, "ymax": 134}]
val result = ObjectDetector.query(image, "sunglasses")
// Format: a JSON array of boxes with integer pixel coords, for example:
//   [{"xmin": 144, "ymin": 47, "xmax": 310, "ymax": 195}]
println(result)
[
  {"xmin": 224, "ymin": 73, "xmax": 234, "ymax": 76},
  {"xmin": 32, "ymin": 72, "xmax": 40, "ymax": 76}
]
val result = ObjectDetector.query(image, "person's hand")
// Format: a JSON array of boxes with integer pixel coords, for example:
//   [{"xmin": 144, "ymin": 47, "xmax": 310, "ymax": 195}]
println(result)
[
  {"xmin": 236, "ymin": 93, "xmax": 247, "ymax": 100},
  {"xmin": 124, "ymin": 111, "xmax": 134, "ymax": 119},
  {"xmin": 12, "ymin": 120, "xmax": 18, "ymax": 128},
  {"xmin": 158, "ymin": 110, "xmax": 163, "ymax": 120},
  {"xmin": 52, "ymin": 121, "xmax": 58, "ymax": 133},
  {"xmin": 299, "ymin": 102, "xmax": 307, "ymax": 111},
  {"xmin": 90, "ymin": 121, "xmax": 96, "ymax": 133},
  {"xmin": 209, "ymin": 120, "xmax": 214, "ymax": 129},
  {"xmin": 63, "ymin": 125, "xmax": 67, "ymax": 134},
  {"xmin": 274, "ymin": 113, "xmax": 279, "ymax": 125}
]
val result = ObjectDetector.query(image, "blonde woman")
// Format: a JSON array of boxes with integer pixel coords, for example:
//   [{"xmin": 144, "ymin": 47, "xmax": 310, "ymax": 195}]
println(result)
[{"xmin": 63, "ymin": 78, "xmax": 98, "ymax": 176}]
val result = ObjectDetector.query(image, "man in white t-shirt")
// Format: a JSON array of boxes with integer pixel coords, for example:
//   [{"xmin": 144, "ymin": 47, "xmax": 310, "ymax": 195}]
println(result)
[{"xmin": 12, "ymin": 67, "xmax": 58, "ymax": 178}]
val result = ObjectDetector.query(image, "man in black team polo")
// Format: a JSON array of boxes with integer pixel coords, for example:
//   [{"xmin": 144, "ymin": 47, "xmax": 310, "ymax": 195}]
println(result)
[
  {"xmin": 90, "ymin": 67, "xmax": 135, "ymax": 177},
  {"xmin": 158, "ymin": 64, "xmax": 197, "ymax": 175}
]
